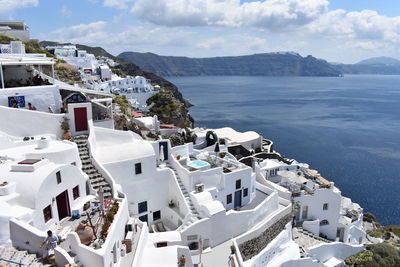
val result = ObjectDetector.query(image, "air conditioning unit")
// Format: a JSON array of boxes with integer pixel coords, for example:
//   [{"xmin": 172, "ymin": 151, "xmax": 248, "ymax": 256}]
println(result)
[{"xmin": 195, "ymin": 184, "xmax": 204, "ymax": 193}]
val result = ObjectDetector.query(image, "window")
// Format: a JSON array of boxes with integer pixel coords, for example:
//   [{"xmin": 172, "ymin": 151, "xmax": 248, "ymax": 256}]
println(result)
[
  {"xmin": 320, "ymin": 220, "xmax": 329, "ymax": 226},
  {"xmin": 226, "ymin": 194, "xmax": 232, "ymax": 204},
  {"xmin": 153, "ymin": 210, "xmax": 161, "ymax": 221},
  {"xmin": 323, "ymin": 203, "xmax": 329, "ymax": 210},
  {"xmin": 73, "ymin": 185, "xmax": 80, "ymax": 200},
  {"xmin": 138, "ymin": 201, "xmax": 147, "ymax": 214},
  {"xmin": 135, "ymin": 163, "xmax": 142, "ymax": 175},
  {"xmin": 43, "ymin": 205, "xmax": 52, "ymax": 223},
  {"xmin": 243, "ymin": 188, "xmax": 249, "ymax": 197},
  {"xmin": 56, "ymin": 171, "xmax": 62, "ymax": 184},
  {"xmin": 235, "ymin": 179, "xmax": 241, "ymax": 190}
]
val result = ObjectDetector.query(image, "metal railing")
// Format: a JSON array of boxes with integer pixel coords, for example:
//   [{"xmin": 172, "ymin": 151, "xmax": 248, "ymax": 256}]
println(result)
[{"xmin": 0, "ymin": 258, "xmax": 24, "ymax": 266}]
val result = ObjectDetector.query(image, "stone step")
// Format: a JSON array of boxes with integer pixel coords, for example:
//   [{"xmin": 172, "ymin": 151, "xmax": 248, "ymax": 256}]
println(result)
[
  {"xmin": 81, "ymin": 159, "xmax": 91, "ymax": 164},
  {"xmin": 82, "ymin": 165, "xmax": 94, "ymax": 171},
  {"xmin": 85, "ymin": 169, "xmax": 98, "ymax": 174},
  {"xmin": 89, "ymin": 172, "xmax": 101, "ymax": 178},
  {"xmin": 91, "ymin": 177, "xmax": 105, "ymax": 183}
]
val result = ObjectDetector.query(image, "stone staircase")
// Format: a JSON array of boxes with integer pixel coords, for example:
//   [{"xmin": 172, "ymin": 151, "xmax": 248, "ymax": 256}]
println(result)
[
  {"xmin": 166, "ymin": 163, "xmax": 200, "ymax": 230},
  {"xmin": 0, "ymin": 246, "xmax": 52, "ymax": 267},
  {"xmin": 73, "ymin": 135, "xmax": 113, "ymax": 199}
]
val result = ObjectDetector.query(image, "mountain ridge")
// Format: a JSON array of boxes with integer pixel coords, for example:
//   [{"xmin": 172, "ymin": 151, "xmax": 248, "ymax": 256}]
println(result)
[
  {"xmin": 118, "ymin": 51, "xmax": 341, "ymax": 77},
  {"xmin": 356, "ymin": 56, "xmax": 400, "ymax": 65},
  {"xmin": 119, "ymin": 51, "xmax": 400, "ymax": 76}
]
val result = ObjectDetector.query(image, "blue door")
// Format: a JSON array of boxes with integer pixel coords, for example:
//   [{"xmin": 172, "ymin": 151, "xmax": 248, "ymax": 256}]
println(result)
[{"xmin": 234, "ymin": 190, "xmax": 242, "ymax": 208}]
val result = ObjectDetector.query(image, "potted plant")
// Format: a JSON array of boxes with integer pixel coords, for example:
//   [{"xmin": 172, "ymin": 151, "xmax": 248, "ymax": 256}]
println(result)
[
  {"xmin": 60, "ymin": 117, "xmax": 71, "ymax": 140},
  {"xmin": 168, "ymin": 200, "xmax": 175, "ymax": 208}
]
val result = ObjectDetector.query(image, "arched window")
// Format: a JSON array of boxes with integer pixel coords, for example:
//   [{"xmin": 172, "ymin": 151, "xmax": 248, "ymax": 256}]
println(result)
[{"xmin": 320, "ymin": 220, "xmax": 329, "ymax": 226}]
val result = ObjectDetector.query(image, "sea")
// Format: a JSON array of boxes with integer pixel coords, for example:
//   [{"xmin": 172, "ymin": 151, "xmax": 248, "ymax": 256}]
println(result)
[{"xmin": 168, "ymin": 75, "xmax": 400, "ymax": 226}]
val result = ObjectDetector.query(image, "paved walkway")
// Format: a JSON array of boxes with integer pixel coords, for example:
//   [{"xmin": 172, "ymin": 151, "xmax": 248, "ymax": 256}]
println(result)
[
  {"xmin": 292, "ymin": 227, "xmax": 328, "ymax": 249},
  {"xmin": 191, "ymin": 240, "xmax": 233, "ymax": 267},
  {"xmin": 240, "ymin": 189, "xmax": 269, "ymax": 211}
]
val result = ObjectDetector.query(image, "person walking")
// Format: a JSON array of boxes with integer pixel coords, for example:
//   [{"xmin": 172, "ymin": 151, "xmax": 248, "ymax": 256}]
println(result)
[{"xmin": 40, "ymin": 230, "xmax": 58, "ymax": 259}]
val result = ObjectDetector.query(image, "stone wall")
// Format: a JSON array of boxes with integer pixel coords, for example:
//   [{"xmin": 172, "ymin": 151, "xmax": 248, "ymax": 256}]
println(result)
[{"xmin": 239, "ymin": 213, "xmax": 292, "ymax": 261}]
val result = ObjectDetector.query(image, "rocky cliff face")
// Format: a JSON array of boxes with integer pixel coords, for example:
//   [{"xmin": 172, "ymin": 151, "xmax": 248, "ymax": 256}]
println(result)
[{"xmin": 118, "ymin": 52, "xmax": 341, "ymax": 77}]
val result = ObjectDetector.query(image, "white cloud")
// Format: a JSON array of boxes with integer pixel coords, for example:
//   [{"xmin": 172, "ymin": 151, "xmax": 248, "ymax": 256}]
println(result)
[
  {"xmin": 0, "ymin": 0, "xmax": 38, "ymax": 14},
  {"xmin": 60, "ymin": 4, "xmax": 72, "ymax": 17},
  {"xmin": 49, "ymin": 21, "xmax": 109, "ymax": 44},
  {"xmin": 197, "ymin": 34, "xmax": 269, "ymax": 55},
  {"xmin": 130, "ymin": 0, "xmax": 400, "ymax": 47},
  {"xmin": 104, "ymin": 0, "xmax": 134, "ymax": 9},
  {"xmin": 132, "ymin": 0, "xmax": 329, "ymax": 31},
  {"xmin": 308, "ymin": 9, "xmax": 400, "ymax": 42},
  {"xmin": 46, "ymin": 21, "xmax": 195, "ymax": 55}
]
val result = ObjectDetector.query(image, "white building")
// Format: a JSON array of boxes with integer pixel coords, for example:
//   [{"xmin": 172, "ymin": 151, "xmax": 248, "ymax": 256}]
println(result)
[
  {"xmin": 194, "ymin": 127, "xmax": 263, "ymax": 157},
  {"xmin": 254, "ymin": 157, "xmax": 366, "ymax": 245},
  {"xmin": 0, "ymin": 54, "xmax": 62, "ymax": 113},
  {"xmin": 99, "ymin": 65, "xmax": 111, "ymax": 81},
  {"xmin": 0, "ymin": 138, "xmax": 89, "ymax": 244},
  {"xmin": 47, "ymin": 45, "xmax": 99, "ymax": 73},
  {"xmin": 0, "ymin": 21, "xmax": 30, "ymax": 41},
  {"xmin": 0, "ymin": 32, "xmax": 369, "ymax": 267}
]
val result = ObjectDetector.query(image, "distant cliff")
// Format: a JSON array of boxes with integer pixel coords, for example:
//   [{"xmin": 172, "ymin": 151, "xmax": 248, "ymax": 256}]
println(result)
[
  {"xmin": 332, "ymin": 57, "xmax": 400, "ymax": 75},
  {"xmin": 118, "ymin": 52, "xmax": 341, "ymax": 77}
]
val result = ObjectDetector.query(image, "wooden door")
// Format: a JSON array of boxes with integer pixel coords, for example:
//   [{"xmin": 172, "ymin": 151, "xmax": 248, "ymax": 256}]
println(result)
[
  {"xmin": 74, "ymin": 107, "xmax": 88, "ymax": 132},
  {"xmin": 56, "ymin": 190, "xmax": 71, "ymax": 220}
]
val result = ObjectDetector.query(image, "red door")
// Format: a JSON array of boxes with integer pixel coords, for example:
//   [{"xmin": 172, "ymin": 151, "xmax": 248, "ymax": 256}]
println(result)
[
  {"xmin": 56, "ymin": 190, "xmax": 71, "ymax": 220},
  {"xmin": 74, "ymin": 107, "xmax": 88, "ymax": 132}
]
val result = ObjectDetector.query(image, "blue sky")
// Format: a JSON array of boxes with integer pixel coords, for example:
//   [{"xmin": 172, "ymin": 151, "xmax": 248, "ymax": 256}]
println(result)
[{"xmin": 2, "ymin": 0, "xmax": 400, "ymax": 63}]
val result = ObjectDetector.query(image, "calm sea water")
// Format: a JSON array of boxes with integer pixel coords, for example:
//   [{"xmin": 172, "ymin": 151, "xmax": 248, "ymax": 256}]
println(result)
[{"xmin": 168, "ymin": 75, "xmax": 400, "ymax": 226}]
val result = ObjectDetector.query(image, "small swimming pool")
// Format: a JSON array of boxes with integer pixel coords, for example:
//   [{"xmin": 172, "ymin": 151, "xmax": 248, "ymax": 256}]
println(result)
[{"xmin": 187, "ymin": 160, "xmax": 210, "ymax": 170}]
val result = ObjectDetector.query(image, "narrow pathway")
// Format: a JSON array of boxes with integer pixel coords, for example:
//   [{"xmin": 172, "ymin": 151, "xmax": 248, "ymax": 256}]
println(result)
[
  {"xmin": 165, "ymin": 163, "xmax": 200, "ymax": 230},
  {"xmin": 292, "ymin": 227, "xmax": 331, "ymax": 250},
  {"xmin": 73, "ymin": 135, "xmax": 113, "ymax": 199}
]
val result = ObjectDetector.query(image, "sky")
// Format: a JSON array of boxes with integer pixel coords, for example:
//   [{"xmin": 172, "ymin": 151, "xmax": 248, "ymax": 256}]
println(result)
[{"xmin": 1, "ymin": 0, "xmax": 400, "ymax": 63}]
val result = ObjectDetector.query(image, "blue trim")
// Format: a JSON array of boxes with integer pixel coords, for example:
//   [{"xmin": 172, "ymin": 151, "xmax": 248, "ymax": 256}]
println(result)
[{"xmin": 0, "ymin": 258, "xmax": 24, "ymax": 266}]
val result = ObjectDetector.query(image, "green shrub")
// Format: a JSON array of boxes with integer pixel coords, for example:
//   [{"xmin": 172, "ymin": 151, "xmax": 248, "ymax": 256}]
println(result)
[
  {"xmin": 367, "ymin": 229, "xmax": 383, "ymax": 238},
  {"xmin": 346, "ymin": 244, "xmax": 400, "ymax": 267},
  {"xmin": 345, "ymin": 250, "xmax": 373, "ymax": 266},
  {"xmin": 0, "ymin": 35, "xmax": 17, "ymax": 44}
]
